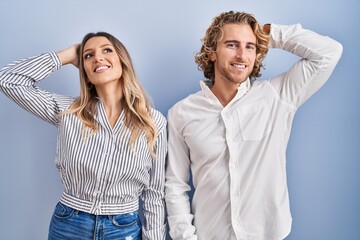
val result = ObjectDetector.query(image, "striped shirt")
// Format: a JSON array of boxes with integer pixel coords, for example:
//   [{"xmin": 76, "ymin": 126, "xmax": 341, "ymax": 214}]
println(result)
[{"xmin": 0, "ymin": 52, "xmax": 167, "ymax": 239}]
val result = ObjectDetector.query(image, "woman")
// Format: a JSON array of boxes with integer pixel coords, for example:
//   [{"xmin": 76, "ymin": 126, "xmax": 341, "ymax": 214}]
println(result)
[{"xmin": 0, "ymin": 32, "xmax": 167, "ymax": 239}]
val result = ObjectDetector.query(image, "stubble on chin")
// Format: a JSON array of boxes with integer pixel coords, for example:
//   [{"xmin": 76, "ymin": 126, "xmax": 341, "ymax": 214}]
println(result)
[{"xmin": 220, "ymin": 67, "xmax": 248, "ymax": 86}]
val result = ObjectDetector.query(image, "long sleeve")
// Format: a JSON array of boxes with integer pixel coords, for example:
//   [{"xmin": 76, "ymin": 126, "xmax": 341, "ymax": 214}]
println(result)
[
  {"xmin": 268, "ymin": 24, "xmax": 343, "ymax": 107},
  {"xmin": 165, "ymin": 108, "xmax": 197, "ymax": 240},
  {"xmin": 141, "ymin": 113, "xmax": 168, "ymax": 240},
  {"xmin": 0, "ymin": 52, "xmax": 74, "ymax": 126}
]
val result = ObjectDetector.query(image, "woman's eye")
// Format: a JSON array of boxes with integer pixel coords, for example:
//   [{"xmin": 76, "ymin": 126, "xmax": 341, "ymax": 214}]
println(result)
[
  {"xmin": 83, "ymin": 53, "xmax": 92, "ymax": 59},
  {"xmin": 104, "ymin": 48, "xmax": 113, "ymax": 53}
]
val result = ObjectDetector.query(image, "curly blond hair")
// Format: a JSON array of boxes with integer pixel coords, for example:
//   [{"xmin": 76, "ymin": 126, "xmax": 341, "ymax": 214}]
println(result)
[{"xmin": 195, "ymin": 11, "xmax": 270, "ymax": 82}]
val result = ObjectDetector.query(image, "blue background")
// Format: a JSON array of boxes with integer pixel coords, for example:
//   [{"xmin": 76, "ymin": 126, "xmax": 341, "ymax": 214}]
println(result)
[{"xmin": 0, "ymin": 0, "xmax": 359, "ymax": 239}]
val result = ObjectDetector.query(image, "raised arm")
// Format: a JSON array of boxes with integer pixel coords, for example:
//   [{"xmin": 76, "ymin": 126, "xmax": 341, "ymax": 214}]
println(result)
[
  {"xmin": 266, "ymin": 23, "xmax": 343, "ymax": 107},
  {"xmin": 57, "ymin": 44, "xmax": 80, "ymax": 67},
  {"xmin": 0, "ymin": 45, "xmax": 80, "ymax": 125}
]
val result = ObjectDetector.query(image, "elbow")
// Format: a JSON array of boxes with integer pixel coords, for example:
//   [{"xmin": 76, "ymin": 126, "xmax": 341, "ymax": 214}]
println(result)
[
  {"xmin": 328, "ymin": 39, "xmax": 343, "ymax": 64},
  {"xmin": 0, "ymin": 72, "xmax": 6, "ymax": 90},
  {"xmin": 317, "ymin": 39, "xmax": 343, "ymax": 71},
  {"xmin": 333, "ymin": 40, "xmax": 343, "ymax": 61}
]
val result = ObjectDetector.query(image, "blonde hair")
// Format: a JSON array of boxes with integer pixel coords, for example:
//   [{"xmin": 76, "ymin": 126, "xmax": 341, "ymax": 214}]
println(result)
[
  {"xmin": 195, "ymin": 11, "xmax": 270, "ymax": 82},
  {"xmin": 63, "ymin": 32, "xmax": 157, "ymax": 156}
]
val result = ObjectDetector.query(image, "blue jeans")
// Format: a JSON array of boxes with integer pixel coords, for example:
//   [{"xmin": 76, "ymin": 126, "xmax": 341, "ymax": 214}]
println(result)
[{"xmin": 48, "ymin": 202, "xmax": 141, "ymax": 240}]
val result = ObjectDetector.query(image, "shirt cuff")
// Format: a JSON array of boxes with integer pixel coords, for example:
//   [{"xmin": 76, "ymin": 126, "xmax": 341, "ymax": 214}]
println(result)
[
  {"xmin": 142, "ymin": 223, "xmax": 166, "ymax": 240},
  {"xmin": 269, "ymin": 23, "xmax": 303, "ymax": 49},
  {"xmin": 49, "ymin": 51, "xmax": 62, "ymax": 70}
]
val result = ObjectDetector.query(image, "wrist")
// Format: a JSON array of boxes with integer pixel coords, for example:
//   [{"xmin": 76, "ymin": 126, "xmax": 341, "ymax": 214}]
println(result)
[{"xmin": 263, "ymin": 24, "xmax": 271, "ymax": 34}]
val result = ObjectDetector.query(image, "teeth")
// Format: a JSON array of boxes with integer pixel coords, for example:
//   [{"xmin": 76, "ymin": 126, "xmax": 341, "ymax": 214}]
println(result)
[
  {"xmin": 95, "ymin": 66, "xmax": 109, "ymax": 72},
  {"xmin": 233, "ymin": 64, "xmax": 245, "ymax": 69}
]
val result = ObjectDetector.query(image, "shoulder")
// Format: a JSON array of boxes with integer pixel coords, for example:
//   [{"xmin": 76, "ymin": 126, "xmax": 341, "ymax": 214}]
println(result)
[
  {"xmin": 167, "ymin": 91, "xmax": 207, "ymax": 131},
  {"xmin": 251, "ymin": 79, "xmax": 268, "ymax": 86},
  {"xmin": 169, "ymin": 90, "xmax": 203, "ymax": 116},
  {"xmin": 150, "ymin": 108, "xmax": 167, "ymax": 129},
  {"xmin": 250, "ymin": 79, "xmax": 275, "ymax": 91}
]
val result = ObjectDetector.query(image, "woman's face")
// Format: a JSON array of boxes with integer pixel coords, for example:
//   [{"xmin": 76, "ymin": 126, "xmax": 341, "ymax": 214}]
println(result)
[{"xmin": 82, "ymin": 36, "xmax": 123, "ymax": 87}]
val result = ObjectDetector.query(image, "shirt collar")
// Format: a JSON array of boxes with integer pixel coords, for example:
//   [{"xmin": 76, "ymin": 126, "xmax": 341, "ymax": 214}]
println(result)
[{"xmin": 200, "ymin": 78, "xmax": 251, "ymax": 106}]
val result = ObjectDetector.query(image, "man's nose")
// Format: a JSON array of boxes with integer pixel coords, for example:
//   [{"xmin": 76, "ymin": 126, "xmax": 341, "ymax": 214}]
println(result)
[{"xmin": 235, "ymin": 47, "xmax": 246, "ymax": 59}]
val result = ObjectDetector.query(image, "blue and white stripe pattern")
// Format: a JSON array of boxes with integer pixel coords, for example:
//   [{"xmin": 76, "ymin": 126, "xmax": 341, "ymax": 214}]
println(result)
[{"xmin": 0, "ymin": 52, "xmax": 167, "ymax": 239}]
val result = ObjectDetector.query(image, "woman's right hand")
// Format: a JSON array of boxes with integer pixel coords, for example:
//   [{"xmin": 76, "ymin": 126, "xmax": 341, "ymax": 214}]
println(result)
[{"xmin": 57, "ymin": 44, "xmax": 81, "ymax": 68}]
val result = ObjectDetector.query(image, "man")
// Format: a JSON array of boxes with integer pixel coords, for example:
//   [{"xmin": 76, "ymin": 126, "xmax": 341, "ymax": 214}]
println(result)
[{"xmin": 165, "ymin": 11, "xmax": 342, "ymax": 240}]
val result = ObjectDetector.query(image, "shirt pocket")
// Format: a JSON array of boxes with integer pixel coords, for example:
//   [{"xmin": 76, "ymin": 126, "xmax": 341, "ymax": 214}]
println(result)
[{"xmin": 236, "ymin": 101, "xmax": 271, "ymax": 141}]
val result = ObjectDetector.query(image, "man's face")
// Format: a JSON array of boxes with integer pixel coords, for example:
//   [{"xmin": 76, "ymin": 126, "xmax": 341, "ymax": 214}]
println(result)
[{"xmin": 211, "ymin": 23, "xmax": 257, "ymax": 86}]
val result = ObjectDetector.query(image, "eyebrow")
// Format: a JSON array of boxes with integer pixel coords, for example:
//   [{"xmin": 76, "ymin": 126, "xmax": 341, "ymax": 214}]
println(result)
[
  {"xmin": 224, "ymin": 40, "xmax": 256, "ymax": 46},
  {"xmin": 83, "ymin": 44, "xmax": 113, "ymax": 54}
]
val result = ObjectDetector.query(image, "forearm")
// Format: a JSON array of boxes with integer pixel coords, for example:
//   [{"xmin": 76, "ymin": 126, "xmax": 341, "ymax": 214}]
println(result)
[
  {"xmin": 57, "ymin": 44, "xmax": 80, "ymax": 67},
  {"xmin": 269, "ymin": 23, "xmax": 342, "ymax": 61},
  {"xmin": 0, "ymin": 52, "xmax": 70, "ymax": 125},
  {"xmin": 0, "ymin": 52, "xmax": 61, "ymax": 87},
  {"xmin": 142, "ymin": 194, "xmax": 166, "ymax": 240},
  {"xmin": 165, "ymin": 175, "xmax": 197, "ymax": 240},
  {"xmin": 142, "ymin": 125, "xmax": 167, "ymax": 240},
  {"xmin": 166, "ymin": 194, "xmax": 197, "ymax": 240},
  {"xmin": 268, "ymin": 23, "xmax": 343, "ymax": 106}
]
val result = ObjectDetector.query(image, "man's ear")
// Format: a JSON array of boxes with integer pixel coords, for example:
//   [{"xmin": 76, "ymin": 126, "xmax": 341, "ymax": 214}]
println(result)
[{"xmin": 210, "ymin": 52, "xmax": 216, "ymax": 62}]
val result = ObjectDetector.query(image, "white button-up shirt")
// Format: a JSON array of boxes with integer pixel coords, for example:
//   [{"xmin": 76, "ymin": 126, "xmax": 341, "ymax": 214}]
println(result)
[{"xmin": 165, "ymin": 24, "xmax": 342, "ymax": 240}]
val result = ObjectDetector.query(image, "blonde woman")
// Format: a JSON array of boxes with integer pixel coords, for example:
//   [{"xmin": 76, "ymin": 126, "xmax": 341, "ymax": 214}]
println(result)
[{"xmin": 0, "ymin": 32, "xmax": 167, "ymax": 240}]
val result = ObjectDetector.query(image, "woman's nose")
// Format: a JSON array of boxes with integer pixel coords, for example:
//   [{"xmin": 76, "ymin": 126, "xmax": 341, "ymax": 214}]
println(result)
[{"xmin": 94, "ymin": 53, "xmax": 104, "ymax": 62}]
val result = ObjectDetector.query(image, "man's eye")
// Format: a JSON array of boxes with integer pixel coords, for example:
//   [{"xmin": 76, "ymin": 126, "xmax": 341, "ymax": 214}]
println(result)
[
  {"xmin": 247, "ymin": 45, "xmax": 256, "ymax": 51},
  {"xmin": 227, "ymin": 43, "xmax": 237, "ymax": 48}
]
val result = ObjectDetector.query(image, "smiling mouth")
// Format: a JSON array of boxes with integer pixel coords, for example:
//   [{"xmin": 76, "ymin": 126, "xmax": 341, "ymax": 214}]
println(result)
[
  {"xmin": 231, "ymin": 63, "xmax": 246, "ymax": 69},
  {"xmin": 94, "ymin": 65, "xmax": 110, "ymax": 72}
]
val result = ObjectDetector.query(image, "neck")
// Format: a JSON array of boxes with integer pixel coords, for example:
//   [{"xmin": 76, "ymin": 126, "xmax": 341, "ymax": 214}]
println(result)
[
  {"xmin": 211, "ymin": 80, "xmax": 239, "ymax": 107},
  {"xmin": 95, "ymin": 84, "xmax": 123, "ymax": 127}
]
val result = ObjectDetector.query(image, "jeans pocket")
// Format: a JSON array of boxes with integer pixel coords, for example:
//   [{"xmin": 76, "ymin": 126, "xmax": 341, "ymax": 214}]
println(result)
[
  {"xmin": 109, "ymin": 211, "xmax": 139, "ymax": 228},
  {"xmin": 52, "ymin": 202, "xmax": 78, "ymax": 219}
]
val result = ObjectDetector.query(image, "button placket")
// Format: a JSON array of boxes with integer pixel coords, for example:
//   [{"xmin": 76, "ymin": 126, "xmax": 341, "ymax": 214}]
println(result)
[{"xmin": 222, "ymin": 108, "xmax": 246, "ymax": 239}]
